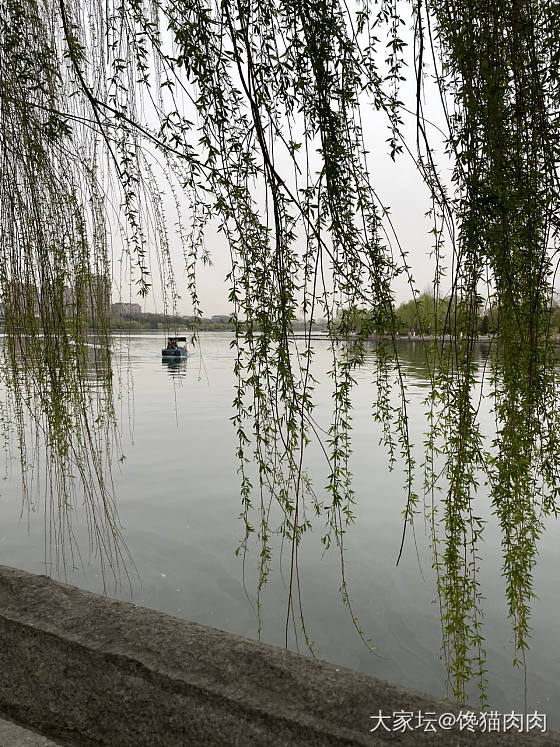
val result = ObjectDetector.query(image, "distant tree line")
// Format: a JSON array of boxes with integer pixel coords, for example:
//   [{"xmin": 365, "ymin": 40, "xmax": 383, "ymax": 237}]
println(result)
[
  {"xmin": 110, "ymin": 313, "xmax": 230, "ymax": 331},
  {"xmin": 338, "ymin": 293, "xmax": 560, "ymax": 338},
  {"xmin": 111, "ymin": 302, "xmax": 560, "ymax": 338},
  {"xmin": 109, "ymin": 313, "xmax": 326, "ymax": 332},
  {"xmin": 393, "ymin": 293, "xmax": 495, "ymax": 337}
]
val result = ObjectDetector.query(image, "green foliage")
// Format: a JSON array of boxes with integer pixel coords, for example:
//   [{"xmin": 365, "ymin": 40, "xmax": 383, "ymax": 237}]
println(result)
[
  {"xmin": 549, "ymin": 305, "xmax": 560, "ymax": 334},
  {"xmin": 395, "ymin": 293, "xmax": 453, "ymax": 336},
  {"xmin": 0, "ymin": 0, "xmax": 128, "ymax": 578},
  {"xmin": 422, "ymin": 0, "xmax": 560, "ymax": 703},
  {"xmin": 1, "ymin": 0, "xmax": 559, "ymax": 706}
]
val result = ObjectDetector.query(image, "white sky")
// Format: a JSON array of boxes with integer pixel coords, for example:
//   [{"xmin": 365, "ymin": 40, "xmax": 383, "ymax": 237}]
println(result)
[
  {"xmin": 128, "ymin": 114, "xmax": 450, "ymax": 317},
  {"xmin": 112, "ymin": 18, "xmax": 454, "ymax": 317}
]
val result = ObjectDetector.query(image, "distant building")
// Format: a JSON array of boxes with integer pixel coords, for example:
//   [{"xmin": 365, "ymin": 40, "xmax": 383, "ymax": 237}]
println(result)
[
  {"xmin": 211, "ymin": 315, "xmax": 230, "ymax": 323},
  {"xmin": 111, "ymin": 302, "xmax": 142, "ymax": 316},
  {"xmin": 62, "ymin": 275, "xmax": 110, "ymax": 320},
  {"xmin": 82, "ymin": 274, "xmax": 110, "ymax": 319},
  {"xmin": 2, "ymin": 274, "xmax": 110, "ymax": 325},
  {"xmin": 2, "ymin": 280, "xmax": 41, "ymax": 319},
  {"xmin": 63, "ymin": 285, "xmax": 74, "ymax": 310}
]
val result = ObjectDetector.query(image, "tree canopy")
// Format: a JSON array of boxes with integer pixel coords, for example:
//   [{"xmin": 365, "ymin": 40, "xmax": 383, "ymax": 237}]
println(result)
[{"xmin": 1, "ymin": 0, "xmax": 560, "ymax": 705}]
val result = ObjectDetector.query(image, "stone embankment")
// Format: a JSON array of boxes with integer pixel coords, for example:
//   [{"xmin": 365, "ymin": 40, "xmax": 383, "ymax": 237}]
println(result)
[{"xmin": 0, "ymin": 565, "xmax": 557, "ymax": 746}]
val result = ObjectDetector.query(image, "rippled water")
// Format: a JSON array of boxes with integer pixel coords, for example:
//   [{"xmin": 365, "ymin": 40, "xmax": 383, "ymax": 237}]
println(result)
[{"xmin": 0, "ymin": 332, "xmax": 558, "ymax": 726}]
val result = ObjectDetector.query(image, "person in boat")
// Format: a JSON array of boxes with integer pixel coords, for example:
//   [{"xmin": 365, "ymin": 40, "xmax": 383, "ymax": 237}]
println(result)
[{"xmin": 169, "ymin": 338, "xmax": 178, "ymax": 349}]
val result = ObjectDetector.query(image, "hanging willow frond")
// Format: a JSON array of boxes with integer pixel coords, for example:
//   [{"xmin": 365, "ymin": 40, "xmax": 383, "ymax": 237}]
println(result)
[{"xmin": 1, "ymin": 0, "xmax": 559, "ymax": 703}]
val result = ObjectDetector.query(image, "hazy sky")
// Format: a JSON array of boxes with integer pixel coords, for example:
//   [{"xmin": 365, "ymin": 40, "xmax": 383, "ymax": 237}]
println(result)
[
  {"xmin": 114, "ymin": 26, "xmax": 452, "ymax": 318},
  {"xmin": 127, "ymin": 117, "xmax": 448, "ymax": 318}
]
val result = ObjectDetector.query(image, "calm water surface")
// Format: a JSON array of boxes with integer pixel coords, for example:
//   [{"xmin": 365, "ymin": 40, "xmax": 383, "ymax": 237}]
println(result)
[{"xmin": 0, "ymin": 332, "xmax": 558, "ymax": 726}]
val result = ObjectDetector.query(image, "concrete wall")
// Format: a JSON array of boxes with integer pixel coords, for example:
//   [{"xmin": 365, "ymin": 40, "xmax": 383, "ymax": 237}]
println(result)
[
  {"xmin": 0, "ymin": 565, "xmax": 557, "ymax": 746},
  {"xmin": 0, "ymin": 716, "xmax": 64, "ymax": 746}
]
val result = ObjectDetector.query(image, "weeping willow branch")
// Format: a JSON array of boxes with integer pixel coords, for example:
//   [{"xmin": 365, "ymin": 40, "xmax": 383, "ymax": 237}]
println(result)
[
  {"xmin": 1, "ymin": 0, "xmax": 560, "ymax": 705},
  {"xmin": 418, "ymin": 0, "xmax": 560, "ymax": 703}
]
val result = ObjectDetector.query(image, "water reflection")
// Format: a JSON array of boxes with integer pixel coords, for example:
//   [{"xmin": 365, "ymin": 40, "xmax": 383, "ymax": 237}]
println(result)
[
  {"xmin": 1, "ymin": 333, "xmax": 114, "ymax": 389},
  {"xmin": 1, "ymin": 332, "xmax": 558, "ymax": 727},
  {"xmin": 358, "ymin": 338, "xmax": 498, "ymax": 386},
  {"xmin": 161, "ymin": 358, "xmax": 188, "ymax": 378},
  {"xmin": 0, "ymin": 332, "xmax": 127, "ymax": 582}
]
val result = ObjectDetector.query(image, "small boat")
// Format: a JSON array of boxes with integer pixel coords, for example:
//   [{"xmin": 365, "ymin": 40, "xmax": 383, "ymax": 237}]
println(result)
[{"xmin": 162, "ymin": 336, "xmax": 189, "ymax": 358}]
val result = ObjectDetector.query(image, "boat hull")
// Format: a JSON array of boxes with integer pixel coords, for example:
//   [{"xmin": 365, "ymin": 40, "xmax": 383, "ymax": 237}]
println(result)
[{"xmin": 162, "ymin": 349, "xmax": 188, "ymax": 358}]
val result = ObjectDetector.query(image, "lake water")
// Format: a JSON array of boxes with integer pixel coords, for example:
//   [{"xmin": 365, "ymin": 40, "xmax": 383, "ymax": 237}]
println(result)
[{"xmin": 0, "ymin": 331, "xmax": 559, "ymax": 727}]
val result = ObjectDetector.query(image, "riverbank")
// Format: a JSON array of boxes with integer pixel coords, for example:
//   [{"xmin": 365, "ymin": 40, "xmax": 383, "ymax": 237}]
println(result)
[{"xmin": 0, "ymin": 566, "xmax": 557, "ymax": 746}]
